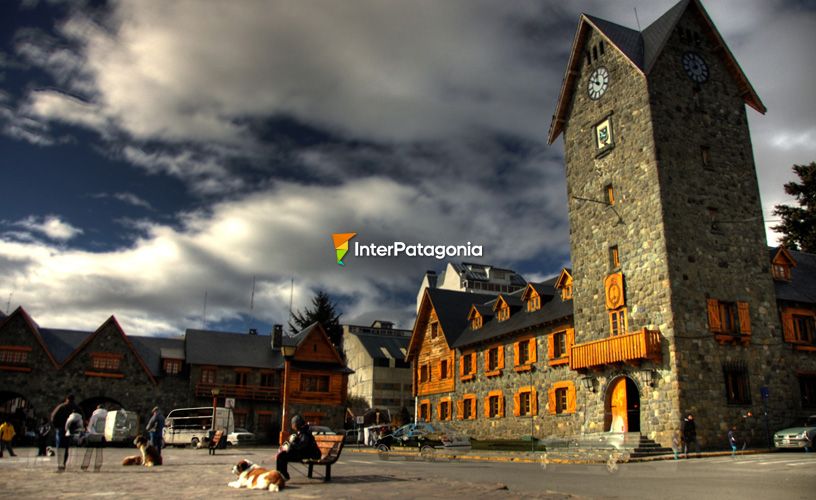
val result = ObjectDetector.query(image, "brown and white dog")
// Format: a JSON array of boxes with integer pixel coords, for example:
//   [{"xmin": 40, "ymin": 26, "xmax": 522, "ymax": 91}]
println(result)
[
  {"xmin": 122, "ymin": 435, "xmax": 162, "ymax": 467},
  {"xmin": 228, "ymin": 459, "xmax": 286, "ymax": 492}
]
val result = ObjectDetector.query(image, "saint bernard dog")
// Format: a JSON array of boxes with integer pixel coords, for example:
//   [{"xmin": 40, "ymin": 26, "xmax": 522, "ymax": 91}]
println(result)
[
  {"xmin": 228, "ymin": 459, "xmax": 286, "ymax": 492},
  {"xmin": 122, "ymin": 435, "xmax": 162, "ymax": 467}
]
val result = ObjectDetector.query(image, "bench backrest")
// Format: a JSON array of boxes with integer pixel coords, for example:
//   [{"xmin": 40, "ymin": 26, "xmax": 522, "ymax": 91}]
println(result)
[{"xmin": 315, "ymin": 434, "xmax": 344, "ymax": 460}]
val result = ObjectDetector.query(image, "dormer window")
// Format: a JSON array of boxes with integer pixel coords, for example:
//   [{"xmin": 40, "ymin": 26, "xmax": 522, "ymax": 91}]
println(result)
[
  {"xmin": 555, "ymin": 268, "xmax": 574, "ymax": 302},
  {"xmin": 496, "ymin": 303, "xmax": 510, "ymax": 322},
  {"xmin": 771, "ymin": 247, "xmax": 796, "ymax": 282},
  {"xmin": 471, "ymin": 316, "xmax": 482, "ymax": 330},
  {"xmin": 527, "ymin": 294, "xmax": 541, "ymax": 312}
]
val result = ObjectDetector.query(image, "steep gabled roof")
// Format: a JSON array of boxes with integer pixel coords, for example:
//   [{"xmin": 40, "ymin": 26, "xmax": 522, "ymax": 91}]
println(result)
[
  {"xmin": 407, "ymin": 288, "xmax": 494, "ymax": 359},
  {"xmin": 130, "ymin": 335, "xmax": 185, "ymax": 376},
  {"xmin": 554, "ymin": 268, "xmax": 573, "ymax": 290},
  {"xmin": 771, "ymin": 246, "xmax": 797, "ymax": 267},
  {"xmin": 3, "ymin": 307, "xmax": 60, "ymax": 368},
  {"xmin": 772, "ymin": 247, "xmax": 816, "ymax": 305},
  {"xmin": 548, "ymin": 0, "xmax": 766, "ymax": 144},
  {"xmin": 185, "ymin": 328, "xmax": 284, "ymax": 369},
  {"xmin": 61, "ymin": 316, "xmax": 157, "ymax": 384},
  {"xmin": 290, "ymin": 322, "xmax": 345, "ymax": 365},
  {"xmin": 40, "ymin": 328, "xmax": 92, "ymax": 364}
]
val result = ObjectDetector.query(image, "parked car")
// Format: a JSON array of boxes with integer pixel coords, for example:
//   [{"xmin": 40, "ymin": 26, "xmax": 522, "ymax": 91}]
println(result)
[
  {"xmin": 773, "ymin": 415, "xmax": 816, "ymax": 450},
  {"xmin": 309, "ymin": 425, "xmax": 337, "ymax": 435},
  {"xmin": 227, "ymin": 427, "xmax": 256, "ymax": 446},
  {"xmin": 375, "ymin": 422, "xmax": 470, "ymax": 452}
]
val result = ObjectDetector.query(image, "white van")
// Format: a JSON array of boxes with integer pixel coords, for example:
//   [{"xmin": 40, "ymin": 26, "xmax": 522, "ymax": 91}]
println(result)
[
  {"xmin": 163, "ymin": 407, "xmax": 234, "ymax": 448},
  {"xmin": 104, "ymin": 410, "xmax": 139, "ymax": 443}
]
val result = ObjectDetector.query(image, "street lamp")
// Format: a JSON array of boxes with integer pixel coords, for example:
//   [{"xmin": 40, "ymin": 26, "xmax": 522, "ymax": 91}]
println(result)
[
  {"xmin": 279, "ymin": 344, "xmax": 297, "ymax": 444},
  {"xmin": 581, "ymin": 375, "xmax": 597, "ymax": 393},
  {"xmin": 211, "ymin": 387, "xmax": 220, "ymax": 442}
]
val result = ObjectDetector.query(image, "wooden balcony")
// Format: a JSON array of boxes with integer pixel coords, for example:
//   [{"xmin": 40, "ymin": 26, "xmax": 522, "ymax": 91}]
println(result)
[
  {"xmin": 570, "ymin": 328, "xmax": 661, "ymax": 371},
  {"xmin": 195, "ymin": 383, "xmax": 281, "ymax": 402}
]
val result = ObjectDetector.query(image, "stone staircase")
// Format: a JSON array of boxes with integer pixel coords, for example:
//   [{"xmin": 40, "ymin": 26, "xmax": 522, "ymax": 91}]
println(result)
[{"xmin": 542, "ymin": 432, "xmax": 673, "ymax": 462}]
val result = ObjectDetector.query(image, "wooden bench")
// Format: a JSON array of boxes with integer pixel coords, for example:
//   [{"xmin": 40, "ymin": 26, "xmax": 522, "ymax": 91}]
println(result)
[
  {"xmin": 208, "ymin": 430, "xmax": 225, "ymax": 455},
  {"xmin": 301, "ymin": 434, "xmax": 344, "ymax": 482}
]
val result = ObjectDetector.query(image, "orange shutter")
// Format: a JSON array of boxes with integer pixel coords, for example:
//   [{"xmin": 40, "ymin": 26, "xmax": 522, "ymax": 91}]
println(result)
[
  {"xmin": 471, "ymin": 352, "xmax": 477, "ymax": 373},
  {"xmin": 459, "ymin": 356, "xmax": 465, "ymax": 377},
  {"xmin": 531, "ymin": 388, "xmax": 538, "ymax": 416},
  {"xmin": 566, "ymin": 384, "xmax": 576, "ymax": 413},
  {"xmin": 484, "ymin": 350, "xmax": 490, "ymax": 371},
  {"xmin": 437, "ymin": 402, "xmax": 442, "ymax": 420},
  {"xmin": 470, "ymin": 398, "xmax": 476, "ymax": 419},
  {"xmin": 737, "ymin": 302, "xmax": 751, "ymax": 335},
  {"xmin": 457, "ymin": 399, "xmax": 464, "ymax": 420},
  {"xmin": 497, "ymin": 345, "xmax": 505, "ymax": 369},
  {"xmin": 548, "ymin": 387, "xmax": 556, "ymax": 415},
  {"xmin": 513, "ymin": 342, "xmax": 520, "ymax": 366},
  {"xmin": 484, "ymin": 397, "xmax": 490, "ymax": 418},
  {"xmin": 566, "ymin": 329, "xmax": 574, "ymax": 359},
  {"xmin": 513, "ymin": 391, "xmax": 521, "ymax": 416},
  {"xmin": 707, "ymin": 299, "xmax": 722, "ymax": 332},
  {"xmin": 782, "ymin": 311, "xmax": 796, "ymax": 342},
  {"xmin": 529, "ymin": 338, "xmax": 537, "ymax": 363},
  {"xmin": 499, "ymin": 393, "xmax": 505, "ymax": 417}
]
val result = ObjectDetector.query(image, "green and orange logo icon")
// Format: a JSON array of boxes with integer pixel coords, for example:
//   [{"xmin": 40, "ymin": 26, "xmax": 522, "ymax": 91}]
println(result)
[{"xmin": 332, "ymin": 233, "xmax": 357, "ymax": 266}]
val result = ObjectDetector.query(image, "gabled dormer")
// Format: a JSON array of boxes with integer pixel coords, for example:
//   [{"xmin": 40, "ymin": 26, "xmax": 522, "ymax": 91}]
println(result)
[
  {"xmin": 467, "ymin": 305, "xmax": 492, "ymax": 330},
  {"xmin": 554, "ymin": 268, "xmax": 574, "ymax": 301},
  {"xmin": 493, "ymin": 296, "xmax": 511, "ymax": 322},
  {"xmin": 771, "ymin": 246, "xmax": 797, "ymax": 282},
  {"xmin": 521, "ymin": 284, "xmax": 541, "ymax": 312}
]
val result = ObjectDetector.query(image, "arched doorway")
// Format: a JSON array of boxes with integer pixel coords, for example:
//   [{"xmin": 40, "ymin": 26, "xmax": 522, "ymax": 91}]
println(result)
[
  {"xmin": 0, "ymin": 391, "xmax": 34, "ymax": 444},
  {"xmin": 603, "ymin": 377, "xmax": 640, "ymax": 433},
  {"xmin": 79, "ymin": 396, "xmax": 124, "ymax": 418}
]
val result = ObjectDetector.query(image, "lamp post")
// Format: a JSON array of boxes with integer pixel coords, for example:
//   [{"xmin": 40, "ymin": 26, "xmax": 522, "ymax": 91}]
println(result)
[
  {"xmin": 279, "ymin": 344, "xmax": 297, "ymax": 444},
  {"xmin": 211, "ymin": 387, "xmax": 220, "ymax": 439}
]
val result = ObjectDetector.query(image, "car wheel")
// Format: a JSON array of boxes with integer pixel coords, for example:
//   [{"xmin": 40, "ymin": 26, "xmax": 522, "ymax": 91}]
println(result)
[
  {"xmin": 377, "ymin": 444, "xmax": 390, "ymax": 452},
  {"xmin": 421, "ymin": 445, "xmax": 436, "ymax": 461},
  {"xmin": 191, "ymin": 437, "xmax": 200, "ymax": 448}
]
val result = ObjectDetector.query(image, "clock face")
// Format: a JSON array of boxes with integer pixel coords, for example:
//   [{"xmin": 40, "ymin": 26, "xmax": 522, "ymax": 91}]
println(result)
[
  {"xmin": 587, "ymin": 67, "xmax": 609, "ymax": 100},
  {"xmin": 682, "ymin": 52, "xmax": 709, "ymax": 83}
]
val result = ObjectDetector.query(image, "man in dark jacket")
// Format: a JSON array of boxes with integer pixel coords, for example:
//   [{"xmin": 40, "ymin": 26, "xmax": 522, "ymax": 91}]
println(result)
[
  {"xmin": 145, "ymin": 407, "xmax": 165, "ymax": 457},
  {"xmin": 51, "ymin": 395, "xmax": 82, "ymax": 470},
  {"xmin": 276, "ymin": 415, "xmax": 321, "ymax": 480},
  {"xmin": 681, "ymin": 413, "xmax": 700, "ymax": 458}
]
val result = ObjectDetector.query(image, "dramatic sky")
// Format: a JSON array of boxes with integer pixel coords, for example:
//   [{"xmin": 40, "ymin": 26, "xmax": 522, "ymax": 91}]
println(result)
[{"xmin": 1, "ymin": 0, "xmax": 814, "ymax": 337}]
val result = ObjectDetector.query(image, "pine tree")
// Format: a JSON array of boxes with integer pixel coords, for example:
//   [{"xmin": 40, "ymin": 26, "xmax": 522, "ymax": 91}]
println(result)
[
  {"xmin": 773, "ymin": 162, "xmax": 816, "ymax": 252},
  {"xmin": 288, "ymin": 290, "xmax": 344, "ymax": 353}
]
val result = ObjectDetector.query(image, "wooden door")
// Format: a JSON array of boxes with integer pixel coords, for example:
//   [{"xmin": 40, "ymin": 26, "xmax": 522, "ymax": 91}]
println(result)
[{"xmin": 609, "ymin": 378, "xmax": 627, "ymax": 432}]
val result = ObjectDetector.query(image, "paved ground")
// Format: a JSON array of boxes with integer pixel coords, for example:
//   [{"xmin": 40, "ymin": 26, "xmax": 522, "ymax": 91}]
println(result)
[{"xmin": 0, "ymin": 446, "xmax": 813, "ymax": 499}]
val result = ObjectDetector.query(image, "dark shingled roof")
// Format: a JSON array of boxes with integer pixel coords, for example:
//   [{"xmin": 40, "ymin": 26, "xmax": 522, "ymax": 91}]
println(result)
[
  {"xmin": 130, "ymin": 335, "xmax": 186, "ymax": 376},
  {"xmin": 641, "ymin": 0, "xmax": 689, "ymax": 72},
  {"xmin": 585, "ymin": 14, "xmax": 644, "ymax": 69},
  {"xmin": 40, "ymin": 328, "xmax": 92, "ymax": 364},
  {"xmin": 185, "ymin": 329, "xmax": 284, "ymax": 369},
  {"xmin": 772, "ymin": 248, "xmax": 816, "ymax": 305},
  {"xmin": 426, "ymin": 288, "xmax": 496, "ymax": 347},
  {"xmin": 453, "ymin": 287, "xmax": 573, "ymax": 349},
  {"xmin": 347, "ymin": 330, "xmax": 410, "ymax": 360}
]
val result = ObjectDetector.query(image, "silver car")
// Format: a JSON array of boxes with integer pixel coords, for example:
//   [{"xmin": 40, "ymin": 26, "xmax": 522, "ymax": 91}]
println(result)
[{"xmin": 773, "ymin": 415, "xmax": 816, "ymax": 450}]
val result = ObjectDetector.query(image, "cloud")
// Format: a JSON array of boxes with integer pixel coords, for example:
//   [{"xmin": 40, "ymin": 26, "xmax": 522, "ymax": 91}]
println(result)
[
  {"xmin": 93, "ymin": 192, "xmax": 153, "ymax": 210},
  {"xmin": 14, "ymin": 215, "xmax": 83, "ymax": 241}
]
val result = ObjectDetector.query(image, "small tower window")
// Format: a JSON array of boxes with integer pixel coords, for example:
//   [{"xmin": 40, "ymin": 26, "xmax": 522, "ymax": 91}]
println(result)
[
  {"xmin": 605, "ymin": 184, "xmax": 615, "ymax": 205},
  {"xmin": 599, "ymin": 40, "xmax": 605, "ymax": 55},
  {"xmin": 585, "ymin": 50, "xmax": 591, "ymax": 66},
  {"xmin": 701, "ymin": 146, "xmax": 711, "ymax": 169},
  {"xmin": 592, "ymin": 45, "xmax": 598, "ymax": 61},
  {"xmin": 609, "ymin": 245, "xmax": 620, "ymax": 269}
]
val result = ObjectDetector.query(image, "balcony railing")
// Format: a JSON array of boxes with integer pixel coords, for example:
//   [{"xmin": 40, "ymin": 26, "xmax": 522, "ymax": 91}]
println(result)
[
  {"xmin": 570, "ymin": 328, "xmax": 661, "ymax": 371},
  {"xmin": 194, "ymin": 383, "xmax": 281, "ymax": 402}
]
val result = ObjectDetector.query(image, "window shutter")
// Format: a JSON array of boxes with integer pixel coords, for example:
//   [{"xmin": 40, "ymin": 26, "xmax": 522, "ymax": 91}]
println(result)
[
  {"xmin": 737, "ymin": 302, "xmax": 751, "ymax": 335},
  {"xmin": 459, "ymin": 356, "xmax": 465, "ymax": 377},
  {"xmin": 471, "ymin": 352, "xmax": 477, "ymax": 374},
  {"xmin": 499, "ymin": 393, "xmax": 505, "ymax": 417},
  {"xmin": 707, "ymin": 299, "xmax": 722, "ymax": 332},
  {"xmin": 497, "ymin": 345, "xmax": 505, "ymax": 369},
  {"xmin": 457, "ymin": 399, "xmax": 464, "ymax": 419},
  {"xmin": 529, "ymin": 338, "xmax": 537, "ymax": 363},
  {"xmin": 484, "ymin": 397, "xmax": 490, "ymax": 418},
  {"xmin": 782, "ymin": 311, "xmax": 796, "ymax": 342},
  {"xmin": 484, "ymin": 350, "xmax": 489, "ymax": 371},
  {"xmin": 566, "ymin": 384, "xmax": 576, "ymax": 413},
  {"xmin": 437, "ymin": 402, "xmax": 442, "ymax": 420},
  {"xmin": 566, "ymin": 328, "xmax": 574, "ymax": 358},
  {"xmin": 548, "ymin": 387, "xmax": 556, "ymax": 415},
  {"xmin": 513, "ymin": 342, "xmax": 520, "ymax": 366},
  {"xmin": 470, "ymin": 398, "xmax": 476, "ymax": 419},
  {"xmin": 513, "ymin": 391, "xmax": 521, "ymax": 416},
  {"xmin": 531, "ymin": 388, "xmax": 538, "ymax": 416},
  {"xmin": 547, "ymin": 334, "xmax": 555, "ymax": 359}
]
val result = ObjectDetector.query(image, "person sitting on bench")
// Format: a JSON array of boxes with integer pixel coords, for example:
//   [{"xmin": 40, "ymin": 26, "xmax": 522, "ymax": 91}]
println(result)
[{"xmin": 276, "ymin": 415, "xmax": 320, "ymax": 480}]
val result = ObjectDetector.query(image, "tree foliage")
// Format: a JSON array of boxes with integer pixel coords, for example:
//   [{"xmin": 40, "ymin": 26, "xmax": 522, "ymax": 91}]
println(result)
[
  {"xmin": 288, "ymin": 290, "xmax": 344, "ymax": 352},
  {"xmin": 773, "ymin": 162, "xmax": 816, "ymax": 252}
]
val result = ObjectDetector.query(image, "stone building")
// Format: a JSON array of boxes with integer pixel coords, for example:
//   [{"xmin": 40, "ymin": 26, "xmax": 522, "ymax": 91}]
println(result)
[
  {"xmin": 343, "ymin": 321, "xmax": 412, "ymax": 421},
  {"xmin": 407, "ymin": 0, "xmax": 816, "ymax": 450},
  {"xmin": 0, "ymin": 308, "xmax": 350, "ymax": 443}
]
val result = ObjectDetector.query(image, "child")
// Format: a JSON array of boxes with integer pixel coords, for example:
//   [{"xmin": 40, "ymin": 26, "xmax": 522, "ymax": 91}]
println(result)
[
  {"xmin": 728, "ymin": 426, "xmax": 738, "ymax": 458},
  {"xmin": 672, "ymin": 430, "xmax": 681, "ymax": 460}
]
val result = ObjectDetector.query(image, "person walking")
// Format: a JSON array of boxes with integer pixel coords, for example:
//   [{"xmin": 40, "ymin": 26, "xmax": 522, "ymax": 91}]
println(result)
[
  {"xmin": 145, "ymin": 407, "xmax": 165, "ymax": 457},
  {"xmin": 681, "ymin": 413, "xmax": 700, "ymax": 459},
  {"xmin": 51, "ymin": 394, "xmax": 82, "ymax": 471},
  {"xmin": 276, "ymin": 415, "xmax": 320, "ymax": 480},
  {"xmin": 36, "ymin": 417, "xmax": 52, "ymax": 456},
  {"xmin": 728, "ymin": 425, "xmax": 738, "ymax": 458},
  {"xmin": 0, "ymin": 420, "xmax": 16, "ymax": 457},
  {"xmin": 87, "ymin": 405, "xmax": 108, "ymax": 435}
]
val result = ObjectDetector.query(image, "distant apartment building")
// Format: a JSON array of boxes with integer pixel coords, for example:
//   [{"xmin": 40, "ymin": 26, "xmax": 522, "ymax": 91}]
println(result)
[
  {"xmin": 343, "ymin": 320, "xmax": 412, "ymax": 421},
  {"xmin": 416, "ymin": 262, "xmax": 527, "ymax": 311}
]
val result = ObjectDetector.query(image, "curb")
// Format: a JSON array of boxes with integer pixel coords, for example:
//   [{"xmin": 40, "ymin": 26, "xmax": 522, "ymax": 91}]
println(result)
[{"xmin": 347, "ymin": 447, "xmax": 779, "ymax": 464}]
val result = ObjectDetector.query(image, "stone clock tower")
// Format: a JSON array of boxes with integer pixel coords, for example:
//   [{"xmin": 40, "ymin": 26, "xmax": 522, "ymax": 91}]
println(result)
[{"xmin": 549, "ymin": 0, "xmax": 780, "ymax": 446}]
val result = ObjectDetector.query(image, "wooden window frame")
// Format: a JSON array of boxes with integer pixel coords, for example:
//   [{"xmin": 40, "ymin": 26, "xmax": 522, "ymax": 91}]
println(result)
[
  {"xmin": 548, "ymin": 329, "xmax": 573, "ymax": 366},
  {"xmin": 429, "ymin": 321, "xmax": 439, "ymax": 339},
  {"xmin": 513, "ymin": 386, "xmax": 538, "ymax": 417},
  {"xmin": 419, "ymin": 363, "xmax": 430, "ymax": 383},
  {"xmin": 513, "ymin": 338, "xmax": 536, "ymax": 372},
  {"xmin": 548, "ymin": 381, "xmax": 576, "ymax": 415},
  {"xmin": 605, "ymin": 184, "xmax": 615, "ymax": 205},
  {"xmin": 440, "ymin": 359, "xmax": 449, "ymax": 380},
  {"xmin": 527, "ymin": 294, "xmax": 541, "ymax": 312},
  {"xmin": 772, "ymin": 263, "xmax": 791, "ymax": 281},
  {"xmin": 419, "ymin": 399, "xmax": 431, "ymax": 422},
  {"xmin": 471, "ymin": 316, "xmax": 483, "ymax": 330},
  {"xmin": 90, "ymin": 352, "xmax": 123, "ymax": 372},
  {"xmin": 300, "ymin": 374, "xmax": 330, "ymax": 393},
  {"xmin": 723, "ymin": 366, "xmax": 751, "ymax": 406},
  {"xmin": 162, "ymin": 358, "xmax": 182, "ymax": 375},
  {"xmin": 200, "ymin": 367, "xmax": 217, "ymax": 384},
  {"xmin": 484, "ymin": 345, "xmax": 504, "ymax": 377},
  {"xmin": 609, "ymin": 308, "xmax": 628, "ymax": 337},
  {"xmin": 460, "ymin": 352, "xmax": 476, "ymax": 381},
  {"xmin": 708, "ymin": 299, "xmax": 751, "ymax": 344},
  {"xmin": 460, "ymin": 394, "xmax": 477, "ymax": 420},
  {"xmin": 497, "ymin": 304, "xmax": 510, "ymax": 322},
  {"xmin": 485, "ymin": 390, "xmax": 504, "ymax": 419},
  {"xmin": 0, "ymin": 345, "xmax": 31, "ymax": 366},
  {"xmin": 782, "ymin": 307, "xmax": 816, "ymax": 350},
  {"xmin": 609, "ymin": 245, "xmax": 620, "ymax": 269},
  {"xmin": 438, "ymin": 397, "xmax": 452, "ymax": 421}
]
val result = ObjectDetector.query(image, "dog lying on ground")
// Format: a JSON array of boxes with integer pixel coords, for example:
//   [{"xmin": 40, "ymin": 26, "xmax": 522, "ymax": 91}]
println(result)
[
  {"xmin": 122, "ymin": 435, "xmax": 162, "ymax": 466},
  {"xmin": 228, "ymin": 459, "xmax": 286, "ymax": 492}
]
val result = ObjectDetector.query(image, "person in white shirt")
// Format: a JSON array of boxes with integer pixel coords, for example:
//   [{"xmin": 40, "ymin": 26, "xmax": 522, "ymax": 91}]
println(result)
[{"xmin": 87, "ymin": 405, "xmax": 108, "ymax": 435}]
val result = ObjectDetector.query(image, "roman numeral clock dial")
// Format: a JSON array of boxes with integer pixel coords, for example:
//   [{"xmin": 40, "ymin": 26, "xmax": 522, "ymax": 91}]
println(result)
[{"xmin": 587, "ymin": 67, "xmax": 609, "ymax": 100}]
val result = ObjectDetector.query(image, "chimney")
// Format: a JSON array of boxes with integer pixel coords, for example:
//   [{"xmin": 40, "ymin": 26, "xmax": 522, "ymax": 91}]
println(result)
[
  {"xmin": 271, "ymin": 324, "xmax": 283, "ymax": 350},
  {"xmin": 425, "ymin": 270, "xmax": 438, "ymax": 289},
  {"xmin": 248, "ymin": 328, "xmax": 258, "ymax": 335}
]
